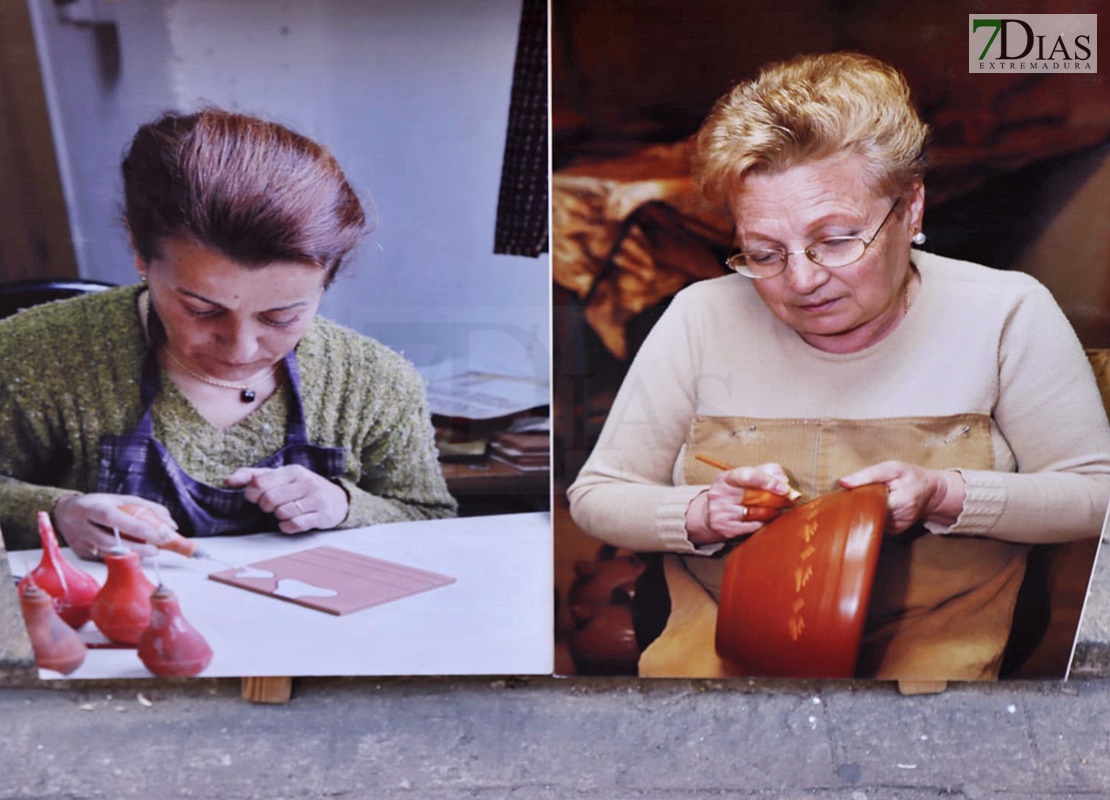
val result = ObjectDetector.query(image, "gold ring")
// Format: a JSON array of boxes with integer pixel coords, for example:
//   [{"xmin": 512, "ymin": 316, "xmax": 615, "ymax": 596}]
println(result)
[
  {"xmin": 738, "ymin": 505, "xmax": 747, "ymax": 522},
  {"xmin": 90, "ymin": 546, "xmax": 99, "ymax": 558}
]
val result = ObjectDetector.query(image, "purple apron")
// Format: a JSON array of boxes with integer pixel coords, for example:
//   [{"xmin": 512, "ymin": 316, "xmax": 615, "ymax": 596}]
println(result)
[{"xmin": 96, "ymin": 336, "xmax": 345, "ymax": 537}]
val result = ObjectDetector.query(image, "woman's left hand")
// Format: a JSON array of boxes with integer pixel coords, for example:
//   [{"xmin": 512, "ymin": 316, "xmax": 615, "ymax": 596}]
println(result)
[
  {"xmin": 225, "ymin": 465, "xmax": 350, "ymax": 533},
  {"xmin": 839, "ymin": 461, "xmax": 966, "ymax": 535}
]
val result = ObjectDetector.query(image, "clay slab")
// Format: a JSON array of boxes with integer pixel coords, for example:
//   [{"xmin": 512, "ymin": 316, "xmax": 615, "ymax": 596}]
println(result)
[{"xmin": 209, "ymin": 545, "xmax": 456, "ymax": 616}]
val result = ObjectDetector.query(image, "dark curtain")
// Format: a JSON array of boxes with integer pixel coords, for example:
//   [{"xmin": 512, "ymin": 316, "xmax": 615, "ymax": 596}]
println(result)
[{"xmin": 493, "ymin": 0, "xmax": 548, "ymax": 258}]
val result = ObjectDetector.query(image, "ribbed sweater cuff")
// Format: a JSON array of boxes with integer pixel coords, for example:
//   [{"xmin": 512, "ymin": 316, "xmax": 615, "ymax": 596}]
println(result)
[
  {"xmin": 3, "ymin": 487, "xmax": 80, "ymax": 550},
  {"xmin": 655, "ymin": 486, "xmax": 724, "ymax": 555},
  {"xmin": 940, "ymin": 469, "xmax": 1005, "ymax": 535}
]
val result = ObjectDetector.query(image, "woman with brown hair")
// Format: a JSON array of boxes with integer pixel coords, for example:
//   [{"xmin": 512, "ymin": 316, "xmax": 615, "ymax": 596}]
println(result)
[{"xmin": 0, "ymin": 108, "xmax": 456, "ymax": 557}]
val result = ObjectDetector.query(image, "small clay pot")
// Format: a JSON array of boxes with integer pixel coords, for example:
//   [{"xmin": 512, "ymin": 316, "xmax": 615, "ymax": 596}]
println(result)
[
  {"xmin": 138, "ymin": 585, "xmax": 213, "ymax": 677},
  {"xmin": 569, "ymin": 604, "xmax": 640, "ymax": 676},
  {"xmin": 18, "ymin": 511, "xmax": 100, "ymax": 629},
  {"xmin": 19, "ymin": 579, "xmax": 87, "ymax": 675},
  {"xmin": 569, "ymin": 552, "xmax": 646, "ymax": 615},
  {"xmin": 89, "ymin": 546, "xmax": 156, "ymax": 645}
]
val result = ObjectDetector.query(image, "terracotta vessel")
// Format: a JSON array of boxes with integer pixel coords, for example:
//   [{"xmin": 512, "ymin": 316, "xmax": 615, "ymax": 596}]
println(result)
[
  {"xmin": 569, "ymin": 604, "xmax": 641, "ymax": 676},
  {"xmin": 569, "ymin": 551, "xmax": 646, "ymax": 621},
  {"xmin": 715, "ymin": 483, "xmax": 888, "ymax": 679},
  {"xmin": 19, "ymin": 579, "xmax": 87, "ymax": 675},
  {"xmin": 89, "ymin": 546, "xmax": 156, "ymax": 645},
  {"xmin": 18, "ymin": 511, "xmax": 100, "ymax": 629},
  {"xmin": 138, "ymin": 585, "xmax": 213, "ymax": 677},
  {"xmin": 565, "ymin": 548, "xmax": 648, "ymax": 675}
]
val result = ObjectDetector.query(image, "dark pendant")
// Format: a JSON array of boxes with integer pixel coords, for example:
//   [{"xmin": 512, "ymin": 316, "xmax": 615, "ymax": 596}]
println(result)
[{"xmin": 240, "ymin": 389, "xmax": 256, "ymax": 403}]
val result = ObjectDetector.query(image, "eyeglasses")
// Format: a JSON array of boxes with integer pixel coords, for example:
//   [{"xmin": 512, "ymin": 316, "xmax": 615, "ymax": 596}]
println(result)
[{"xmin": 725, "ymin": 198, "xmax": 902, "ymax": 279}]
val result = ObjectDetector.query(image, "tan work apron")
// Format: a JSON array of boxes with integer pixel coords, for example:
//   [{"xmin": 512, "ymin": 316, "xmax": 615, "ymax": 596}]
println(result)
[{"xmin": 638, "ymin": 414, "xmax": 1029, "ymax": 681}]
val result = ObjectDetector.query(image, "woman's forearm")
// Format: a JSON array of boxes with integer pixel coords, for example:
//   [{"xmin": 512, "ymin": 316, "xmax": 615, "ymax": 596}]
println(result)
[
  {"xmin": 946, "ymin": 469, "xmax": 1110, "ymax": 543},
  {"xmin": 568, "ymin": 469, "xmax": 706, "ymax": 553},
  {"xmin": 0, "ymin": 477, "xmax": 80, "ymax": 550},
  {"xmin": 339, "ymin": 477, "xmax": 457, "ymax": 526}
]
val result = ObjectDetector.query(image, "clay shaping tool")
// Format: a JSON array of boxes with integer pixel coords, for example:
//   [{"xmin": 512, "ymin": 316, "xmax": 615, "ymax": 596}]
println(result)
[
  {"xmin": 693, "ymin": 453, "xmax": 804, "ymax": 504},
  {"xmin": 115, "ymin": 506, "xmax": 234, "ymax": 568}
]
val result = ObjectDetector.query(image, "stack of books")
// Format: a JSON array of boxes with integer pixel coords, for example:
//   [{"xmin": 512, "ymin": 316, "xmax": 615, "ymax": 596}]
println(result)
[
  {"xmin": 488, "ymin": 429, "xmax": 550, "ymax": 472},
  {"xmin": 434, "ymin": 424, "xmax": 490, "ymax": 463}
]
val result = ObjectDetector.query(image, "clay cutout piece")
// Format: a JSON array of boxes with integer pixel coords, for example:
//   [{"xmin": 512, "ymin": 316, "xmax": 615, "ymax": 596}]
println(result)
[
  {"xmin": 234, "ymin": 566, "xmax": 275, "ymax": 580},
  {"xmin": 208, "ymin": 546, "xmax": 455, "ymax": 616},
  {"xmin": 272, "ymin": 578, "xmax": 339, "ymax": 600}
]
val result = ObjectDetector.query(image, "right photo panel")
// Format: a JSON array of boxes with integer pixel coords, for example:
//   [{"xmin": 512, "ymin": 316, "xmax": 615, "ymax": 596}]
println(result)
[{"xmin": 551, "ymin": 5, "xmax": 1110, "ymax": 682}]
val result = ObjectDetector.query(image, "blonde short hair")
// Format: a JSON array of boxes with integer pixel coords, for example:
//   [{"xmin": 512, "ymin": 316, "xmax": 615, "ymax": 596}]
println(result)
[{"xmin": 692, "ymin": 52, "xmax": 929, "ymax": 208}]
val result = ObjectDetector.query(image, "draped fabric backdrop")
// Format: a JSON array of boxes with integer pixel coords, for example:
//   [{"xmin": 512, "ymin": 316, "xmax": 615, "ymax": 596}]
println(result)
[{"xmin": 494, "ymin": 0, "xmax": 548, "ymax": 257}]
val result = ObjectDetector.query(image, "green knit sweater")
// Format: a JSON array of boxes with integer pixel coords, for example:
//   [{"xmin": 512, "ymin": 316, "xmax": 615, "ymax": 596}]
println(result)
[{"xmin": 0, "ymin": 285, "xmax": 457, "ymax": 549}]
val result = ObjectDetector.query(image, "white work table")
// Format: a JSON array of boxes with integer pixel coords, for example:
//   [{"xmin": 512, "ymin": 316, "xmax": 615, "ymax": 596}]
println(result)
[{"xmin": 7, "ymin": 512, "xmax": 553, "ymax": 680}]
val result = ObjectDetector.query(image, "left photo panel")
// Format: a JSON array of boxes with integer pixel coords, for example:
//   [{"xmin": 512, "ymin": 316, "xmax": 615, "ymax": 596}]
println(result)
[{"xmin": 0, "ymin": 0, "xmax": 552, "ymax": 680}]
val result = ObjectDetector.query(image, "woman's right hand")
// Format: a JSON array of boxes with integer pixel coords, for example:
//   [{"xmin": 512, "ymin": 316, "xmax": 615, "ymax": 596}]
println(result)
[
  {"xmin": 684, "ymin": 463, "xmax": 797, "ymax": 546},
  {"xmin": 52, "ymin": 494, "xmax": 178, "ymax": 560}
]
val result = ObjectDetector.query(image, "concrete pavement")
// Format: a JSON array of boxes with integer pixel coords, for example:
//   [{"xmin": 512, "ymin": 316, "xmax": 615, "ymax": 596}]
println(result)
[
  {"xmin": 4, "ymin": 543, "xmax": 1110, "ymax": 798},
  {"xmin": 2, "ymin": 677, "xmax": 1110, "ymax": 798}
]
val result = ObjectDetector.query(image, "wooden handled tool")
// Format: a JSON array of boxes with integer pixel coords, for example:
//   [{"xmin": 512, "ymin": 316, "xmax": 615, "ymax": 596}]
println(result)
[
  {"xmin": 118, "ymin": 505, "xmax": 204, "ymax": 559},
  {"xmin": 693, "ymin": 454, "xmax": 803, "ymax": 505}
]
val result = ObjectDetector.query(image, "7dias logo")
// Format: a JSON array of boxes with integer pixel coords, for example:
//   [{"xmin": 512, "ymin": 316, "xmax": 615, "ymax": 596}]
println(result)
[{"xmin": 970, "ymin": 14, "xmax": 1096, "ymax": 73}]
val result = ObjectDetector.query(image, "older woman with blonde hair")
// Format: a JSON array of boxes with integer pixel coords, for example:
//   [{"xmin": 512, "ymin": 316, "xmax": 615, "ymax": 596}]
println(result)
[{"xmin": 568, "ymin": 52, "xmax": 1110, "ymax": 680}]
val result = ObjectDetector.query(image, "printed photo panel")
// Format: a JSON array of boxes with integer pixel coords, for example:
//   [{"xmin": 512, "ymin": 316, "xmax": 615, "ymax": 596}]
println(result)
[
  {"xmin": 0, "ymin": 0, "xmax": 552, "ymax": 680},
  {"xmin": 551, "ymin": 2, "xmax": 1110, "ymax": 682}
]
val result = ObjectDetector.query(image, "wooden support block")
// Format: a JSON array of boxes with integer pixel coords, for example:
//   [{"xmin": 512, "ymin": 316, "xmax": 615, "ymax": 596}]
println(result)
[
  {"xmin": 897, "ymin": 680, "xmax": 948, "ymax": 696},
  {"xmin": 0, "ymin": 522, "xmax": 36, "ymax": 672},
  {"xmin": 241, "ymin": 676, "xmax": 293, "ymax": 704}
]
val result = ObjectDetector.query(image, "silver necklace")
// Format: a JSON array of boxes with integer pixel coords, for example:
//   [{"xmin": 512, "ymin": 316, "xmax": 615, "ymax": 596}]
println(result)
[{"xmin": 162, "ymin": 346, "xmax": 279, "ymax": 403}]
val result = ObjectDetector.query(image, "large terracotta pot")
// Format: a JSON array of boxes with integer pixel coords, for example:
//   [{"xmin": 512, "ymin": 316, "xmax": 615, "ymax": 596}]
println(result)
[{"xmin": 715, "ymin": 483, "xmax": 888, "ymax": 678}]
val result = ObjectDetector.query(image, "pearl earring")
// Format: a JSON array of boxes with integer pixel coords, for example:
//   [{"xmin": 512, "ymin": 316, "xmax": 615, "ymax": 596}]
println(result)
[
  {"xmin": 139, "ymin": 275, "xmax": 147, "ymax": 283},
  {"xmin": 912, "ymin": 231, "xmax": 926, "ymax": 246}
]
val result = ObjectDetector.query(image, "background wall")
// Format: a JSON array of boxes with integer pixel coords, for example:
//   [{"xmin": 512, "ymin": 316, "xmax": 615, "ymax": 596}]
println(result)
[
  {"xmin": 0, "ymin": 0, "xmax": 76, "ymax": 281},
  {"xmin": 25, "ymin": 0, "xmax": 548, "ymax": 382},
  {"xmin": 553, "ymin": 0, "xmax": 1110, "ymax": 344}
]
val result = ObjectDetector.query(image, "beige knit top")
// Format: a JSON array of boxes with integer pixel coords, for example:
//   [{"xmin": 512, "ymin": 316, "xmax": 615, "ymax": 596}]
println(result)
[{"xmin": 568, "ymin": 250, "xmax": 1110, "ymax": 551}]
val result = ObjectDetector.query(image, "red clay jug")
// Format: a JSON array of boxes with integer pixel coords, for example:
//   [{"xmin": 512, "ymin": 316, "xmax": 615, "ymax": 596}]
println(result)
[
  {"xmin": 89, "ymin": 546, "xmax": 156, "ymax": 645},
  {"xmin": 138, "ymin": 585, "xmax": 213, "ymax": 677},
  {"xmin": 18, "ymin": 511, "xmax": 100, "ymax": 629},
  {"xmin": 569, "ymin": 604, "xmax": 641, "ymax": 676},
  {"xmin": 19, "ymin": 579, "xmax": 87, "ymax": 675},
  {"xmin": 569, "ymin": 551, "xmax": 646, "ymax": 616}
]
